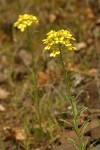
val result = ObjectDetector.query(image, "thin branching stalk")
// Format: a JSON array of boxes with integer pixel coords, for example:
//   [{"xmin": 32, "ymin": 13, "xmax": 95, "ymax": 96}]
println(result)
[
  {"xmin": 26, "ymin": 28, "xmax": 42, "ymax": 130},
  {"xmin": 59, "ymin": 48, "xmax": 84, "ymax": 150}
]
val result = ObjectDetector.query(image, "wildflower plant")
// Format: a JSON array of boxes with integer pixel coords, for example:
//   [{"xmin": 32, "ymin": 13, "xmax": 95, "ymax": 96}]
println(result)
[
  {"xmin": 13, "ymin": 14, "xmax": 43, "ymax": 137},
  {"xmin": 43, "ymin": 29, "xmax": 88, "ymax": 150}
]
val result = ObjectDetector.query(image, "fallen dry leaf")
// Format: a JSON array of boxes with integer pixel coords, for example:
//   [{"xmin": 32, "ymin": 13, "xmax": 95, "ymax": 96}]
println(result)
[
  {"xmin": 0, "ymin": 88, "xmax": 9, "ymax": 100},
  {"xmin": 96, "ymin": 18, "xmax": 100, "ymax": 25},
  {"xmin": 76, "ymin": 42, "xmax": 87, "ymax": 51},
  {"xmin": 88, "ymin": 68, "xmax": 97, "ymax": 74},
  {"xmin": 85, "ymin": 119, "xmax": 100, "ymax": 134},
  {"xmin": 91, "ymin": 126, "xmax": 100, "ymax": 139},
  {"xmin": 65, "ymin": 62, "xmax": 76, "ymax": 71},
  {"xmin": 17, "ymin": 49, "xmax": 32, "ymax": 66},
  {"xmin": 38, "ymin": 70, "xmax": 56, "ymax": 85},
  {"xmin": 3, "ymin": 126, "xmax": 11, "ymax": 131},
  {"xmin": 48, "ymin": 13, "xmax": 56, "ymax": 23},
  {"xmin": 73, "ymin": 74, "xmax": 84, "ymax": 87},
  {"xmin": 10, "ymin": 128, "xmax": 26, "ymax": 141},
  {"xmin": 85, "ymin": 7, "xmax": 94, "ymax": 19},
  {"xmin": 0, "ymin": 73, "xmax": 8, "ymax": 83},
  {"xmin": 38, "ymin": 71, "xmax": 48, "ymax": 85},
  {"xmin": 0, "ymin": 104, "xmax": 6, "ymax": 111}
]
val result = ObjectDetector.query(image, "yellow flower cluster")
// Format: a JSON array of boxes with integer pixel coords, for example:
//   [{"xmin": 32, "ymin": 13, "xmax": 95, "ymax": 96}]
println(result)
[
  {"xmin": 43, "ymin": 30, "xmax": 76, "ymax": 57},
  {"xmin": 14, "ymin": 14, "xmax": 39, "ymax": 32}
]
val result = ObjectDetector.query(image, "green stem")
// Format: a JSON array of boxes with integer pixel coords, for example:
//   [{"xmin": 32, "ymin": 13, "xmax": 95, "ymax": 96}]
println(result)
[
  {"xmin": 59, "ymin": 49, "xmax": 84, "ymax": 150},
  {"xmin": 26, "ymin": 28, "xmax": 33, "ymax": 53},
  {"xmin": 26, "ymin": 28, "xmax": 42, "ymax": 130},
  {"xmin": 59, "ymin": 49, "xmax": 68, "ymax": 85}
]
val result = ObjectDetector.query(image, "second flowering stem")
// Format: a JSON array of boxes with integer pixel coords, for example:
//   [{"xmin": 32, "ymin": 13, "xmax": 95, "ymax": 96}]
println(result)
[{"xmin": 26, "ymin": 28, "xmax": 42, "ymax": 130}]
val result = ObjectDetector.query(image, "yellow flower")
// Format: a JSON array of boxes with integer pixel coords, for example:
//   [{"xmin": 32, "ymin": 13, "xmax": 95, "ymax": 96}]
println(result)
[
  {"xmin": 14, "ymin": 14, "xmax": 39, "ymax": 32},
  {"xmin": 43, "ymin": 29, "xmax": 76, "ymax": 57}
]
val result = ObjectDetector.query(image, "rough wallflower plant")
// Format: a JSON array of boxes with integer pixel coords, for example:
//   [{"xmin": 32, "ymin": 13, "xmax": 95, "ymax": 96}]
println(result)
[
  {"xmin": 43, "ymin": 30, "xmax": 76, "ymax": 57},
  {"xmin": 43, "ymin": 29, "xmax": 88, "ymax": 150},
  {"xmin": 14, "ymin": 14, "xmax": 39, "ymax": 32}
]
